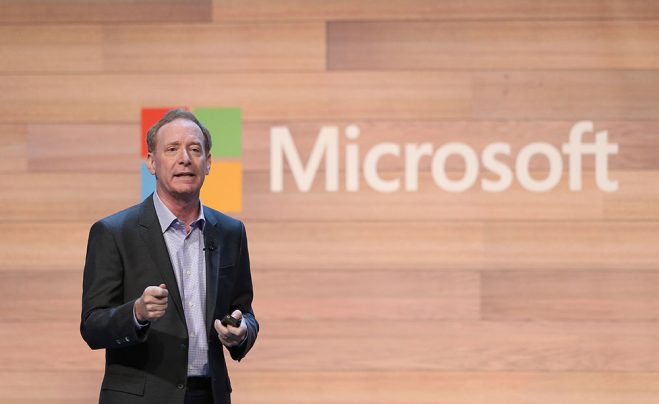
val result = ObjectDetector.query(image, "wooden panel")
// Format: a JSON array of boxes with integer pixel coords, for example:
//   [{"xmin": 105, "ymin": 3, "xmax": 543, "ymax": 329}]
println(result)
[
  {"xmin": 473, "ymin": 71, "xmax": 659, "ymax": 120},
  {"xmin": 23, "ymin": 121, "xmax": 659, "ymax": 172},
  {"xmin": 229, "ymin": 371, "xmax": 659, "ymax": 404},
  {"xmin": 0, "ymin": 271, "xmax": 81, "ymax": 322},
  {"xmin": 0, "ymin": 125, "xmax": 27, "ymax": 172},
  {"xmin": 224, "ymin": 270, "xmax": 476, "ymax": 321},
  {"xmin": 4, "ymin": 370, "xmax": 659, "ymax": 404},
  {"xmin": 7, "ymin": 320, "xmax": 659, "ymax": 371},
  {"xmin": 248, "ymin": 320, "xmax": 659, "ymax": 371},
  {"xmin": 483, "ymin": 221, "xmax": 659, "ymax": 270},
  {"xmin": 0, "ymin": 23, "xmax": 325, "ymax": 73},
  {"xmin": 213, "ymin": 0, "xmax": 659, "ymax": 22},
  {"xmin": 0, "ymin": 371, "xmax": 101, "ymax": 404},
  {"xmin": 0, "ymin": 0, "xmax": 211, "ymax": 24},
  {"xmin": 246, "ymin": 171, "xmax": 659, "ymax": 221},
  {"xmin": 0, "ymin": 270, "xmax": 479, "ymax": 322},
  {"xmin": 482, "ymin": 271, "xmax": 659, "ymax": 321},
  {"xmin": 0, "ymin": 173, "xmax": 137, "ymax": 222},
  {"xmin": 0, "ymin": 222, "xmax": 90, "ymax": 271},
  {"xmin": 0, "ymin": 73, "xmax": 472, "ymax": 123},
  {"xmin": 4, "ymin": 221, "xmax": 659, "ymax": 272},
  {"xmin": 27, "ymin": 124, "xmax": 138, "ymax": 171},
  {"xmin": 328, "ymin": 21, "xmax": 659, "ymax": 70},
  {"xmin": 0, "ymin": 322, "xmax": 103, "ymax": 371},
  {"xmin": 3, "ymin": 72, "xmax": 659, "ymax": 123},
  {"xmin": 4, "ymin": 170, "xmax": 659, "ymax": 222},
  {"xmin": 250, "ymin": 221, "xmax": 659, "ymax": 272}
]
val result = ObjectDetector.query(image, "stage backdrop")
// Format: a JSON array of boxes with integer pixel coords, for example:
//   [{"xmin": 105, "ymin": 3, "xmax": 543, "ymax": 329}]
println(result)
[{"xmin": 2, "ymin": 1, "xmax": 659, "ymax": 403}]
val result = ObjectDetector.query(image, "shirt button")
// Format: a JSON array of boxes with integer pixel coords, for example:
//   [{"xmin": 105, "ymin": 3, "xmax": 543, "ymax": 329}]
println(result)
[
  {"xmin": 188, "ymin": 302, "xmax": 194, "ymax": 307},
  {"xmin": 187, "ymin": 271, "xmax": 191, "ymax": 276}
]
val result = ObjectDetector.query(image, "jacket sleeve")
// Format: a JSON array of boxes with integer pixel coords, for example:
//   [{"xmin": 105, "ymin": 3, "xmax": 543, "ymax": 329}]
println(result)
[
  {"xmin": 228, "ymin": 222, "xmax": 259, "ymax": 361},
  {"xmin": 80, "ymin": 221, "xmax": 149, "ymax": 350}
]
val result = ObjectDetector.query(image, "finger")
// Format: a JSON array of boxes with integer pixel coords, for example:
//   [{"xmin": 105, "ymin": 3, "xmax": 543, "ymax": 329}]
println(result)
[
  {"xmin": 145, "ymin": 286, "xmax": 168, "ymax": 298},
  {"xmin": 144, "ymin": 296, "xmax": 168, "ymax": 306},
  {"xmin": 214, "ymin": 319, "xmax": 228, "ymax": 335},
  {"xmin": 231, "ymin": 310, "xmax": 243, "ymax": 320},
  {"xmin": 147, "ymin": 303, "xmax": 167, "ymax": 312},
  {"xmin": 159, "ymin": 283, "xmax": 167, "ymax": 289}
]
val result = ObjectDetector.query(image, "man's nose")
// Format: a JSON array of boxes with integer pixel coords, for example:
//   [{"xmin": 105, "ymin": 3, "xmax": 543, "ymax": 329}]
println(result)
[{"xmin": 179, "ymin": 148, "xmax": 191, "ymax": 164}]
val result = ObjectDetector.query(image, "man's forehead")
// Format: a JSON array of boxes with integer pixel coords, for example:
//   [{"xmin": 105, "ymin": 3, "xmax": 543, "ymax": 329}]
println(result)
[{"xmin": 158, "ymin": 118, "xmax": 203, "ymax": 140}]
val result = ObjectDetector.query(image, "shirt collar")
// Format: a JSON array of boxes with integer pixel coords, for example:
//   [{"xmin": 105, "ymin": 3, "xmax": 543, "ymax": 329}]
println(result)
[{"xmin": 153, "ymin": 191, "xmax": 205, "ymax": 234}]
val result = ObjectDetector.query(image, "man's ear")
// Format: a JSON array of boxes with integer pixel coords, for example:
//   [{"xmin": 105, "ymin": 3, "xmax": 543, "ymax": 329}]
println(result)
[
  {"xmin": 146, "ymin": 153, "xmax": 156, "ymax": 175},
  {"xmin": 205, "ymin": 154, "xmax": 211, "ymax": 175}
]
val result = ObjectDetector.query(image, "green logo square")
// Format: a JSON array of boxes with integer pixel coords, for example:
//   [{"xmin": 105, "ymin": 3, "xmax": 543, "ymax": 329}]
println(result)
[{"xmin": 194, "ymin": 107, "xmax": 241, "ymax": 158}]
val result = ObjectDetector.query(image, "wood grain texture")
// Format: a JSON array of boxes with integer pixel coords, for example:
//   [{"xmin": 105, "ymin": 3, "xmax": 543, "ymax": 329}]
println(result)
[
  {"xmin": 0, "ymin": 173, "xmax": 138, "ymax": 222},
  {"xmin": 0, "ymin": 271, "xmax": 82, "ymax": 322},
  {"xmin": 0, "ymin": 125, "xmax": 27, "ymax": 172},
  {"xmin": 6, "ymin": 320, "xmax": 659, "ymax": 371},
  {"xmin": 20, "ymin": 120, "xmax": 659, "ymax": 172},
  {"xmin": 27, "ymin": 124, "xmax": 139, "ymax": 172},
  {"xmin": 0, "ymin": 371, "xmax": 101, "ymax": 404},
  {"xmin": 256, "ymin": 269, "xmax": 479, "ymax": 321},
  {"xmin": 482, "ymin": 271, "xmax": 659, "ymax": 321},
  {"xmin": 3, "ymin": 71, "xmax": 659, "ymax": 123},
  {"xmin": 0, "ymin": 23, "xmax": 325, "ymax": 73},
  {"xmin": 4, "ymin": 221, "xmax": 659, "ymax": 272},
  {"xmin": 0, "ymin": 0, "xmax": 212, "ymax": 24},
  {"xmin": 329, "ymin": 21, "xmax": 659, "ymax": 70},
  {"xmin": 4, "ymin": 370, "xmax": 659, "ymax": 404},
  {"xmin": 246, "ymin": 320, "xmax": 659, "ymax": 372},
  {"xmin": 0, "ymin": 269, "xmax": 479, "ymax": 322},
  {"xmin": 3, "ymin": 170, "xmax": 658, "ymax": 222},
  {"xmin": 229, "ymin": 371, "xmax": 659, "ymax": 404},
  {"xmin": 213, "ymin": 0, "xmax": 659, "ymax": 22},
  {"xmin": 473, "ymin": 71, "xmax": 659, "ymax": 120},
  {"xmin": 246, "ymin": 171, "xmax": 659, "ymax": 221},
  {"xmin": 0, "ymin": 72, "xmax": 472, "ymax": 123},
  {"xmin": 0, "ymin": 222, "xmax": 90, "ymax": 271}
]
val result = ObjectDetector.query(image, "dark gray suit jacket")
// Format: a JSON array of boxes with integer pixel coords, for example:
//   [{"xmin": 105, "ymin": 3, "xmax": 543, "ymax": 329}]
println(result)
[{"xmin": 81, "ymin": 195, "xmax": 258, "ymax": 404}]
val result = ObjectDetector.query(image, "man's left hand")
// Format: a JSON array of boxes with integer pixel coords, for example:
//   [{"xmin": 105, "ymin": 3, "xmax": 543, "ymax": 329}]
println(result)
[{"xmin": 214, "ymin": 310, "xmax": 247, "ymax": 347}]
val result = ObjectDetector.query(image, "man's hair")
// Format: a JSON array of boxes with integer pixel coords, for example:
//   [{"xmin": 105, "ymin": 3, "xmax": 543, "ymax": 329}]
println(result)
[{"xmin": 146, "ymin": 108, "xmax": 212, "ymax": 154}]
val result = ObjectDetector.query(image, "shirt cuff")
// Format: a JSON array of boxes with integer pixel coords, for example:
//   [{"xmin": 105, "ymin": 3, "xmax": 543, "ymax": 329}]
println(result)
[{"xmin": 133, "ymin": 304, "xmax": 150, "ymax": 329}]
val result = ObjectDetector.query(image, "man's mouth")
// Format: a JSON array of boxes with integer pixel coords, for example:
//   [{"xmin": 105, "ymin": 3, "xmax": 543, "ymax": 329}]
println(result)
[{"xmin": 174, "ymin": 173, "xmax": 195, "ymax": 178}]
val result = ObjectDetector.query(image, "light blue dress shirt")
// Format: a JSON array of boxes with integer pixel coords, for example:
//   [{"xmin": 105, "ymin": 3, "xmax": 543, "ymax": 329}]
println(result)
[{"xmin": 152, "ymin": 191, "xmax": 209, "ymax": 377}]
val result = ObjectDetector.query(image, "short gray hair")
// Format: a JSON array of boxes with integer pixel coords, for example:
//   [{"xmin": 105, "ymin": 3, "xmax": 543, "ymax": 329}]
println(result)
[{"xmin": 146, "ymin": 108, "xmax": 212, "ymax": 154}]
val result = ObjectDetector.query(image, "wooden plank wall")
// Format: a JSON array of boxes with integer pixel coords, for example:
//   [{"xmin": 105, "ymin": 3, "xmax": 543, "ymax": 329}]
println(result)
[{"xmin": 1, "ymin": 0, "xmax": 659, "ymax": 402}]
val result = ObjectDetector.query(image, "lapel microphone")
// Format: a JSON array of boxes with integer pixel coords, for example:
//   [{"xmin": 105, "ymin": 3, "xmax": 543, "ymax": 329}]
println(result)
[{"xmin": 203, "ymin": 241, "xmax": 216, "ymax": 252}]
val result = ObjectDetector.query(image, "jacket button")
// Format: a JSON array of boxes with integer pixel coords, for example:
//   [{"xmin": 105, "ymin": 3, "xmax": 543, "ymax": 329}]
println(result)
[
  {"xmin": 177, "ymin": 383, "xmax": 184, "ymax": 389},
  {"xmin": 180, "ymin": 343, "xmax": 187, "ymax": 350}
]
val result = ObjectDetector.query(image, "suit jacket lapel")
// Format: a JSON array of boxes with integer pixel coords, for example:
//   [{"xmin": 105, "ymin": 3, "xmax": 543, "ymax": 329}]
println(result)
[
  {"xmin": 203, "ymin": 215, "xmax": 220, "ymax": 333},
  {"xmin": 203, "ymin": 208, "xmax": 236, "ymax": 334},
  {"xmin": 137, "ymin": 195, "xmax": 186, "ymax": 327}
]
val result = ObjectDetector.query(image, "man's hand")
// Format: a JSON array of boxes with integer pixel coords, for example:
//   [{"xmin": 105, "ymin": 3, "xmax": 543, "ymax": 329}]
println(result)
[
  {"xmin": 214, "ymin": 310, "xmax": 247, "ymax": 347},
  {"xmin": 134, "ymin": 284, "xmax": 168, "ymax": 323}
]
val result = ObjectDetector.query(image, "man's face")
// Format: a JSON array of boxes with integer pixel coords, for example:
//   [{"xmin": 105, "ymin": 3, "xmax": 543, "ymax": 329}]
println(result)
[{"xmin": 147, "ymin": 118, "xmax": 211, "ymax": 201}]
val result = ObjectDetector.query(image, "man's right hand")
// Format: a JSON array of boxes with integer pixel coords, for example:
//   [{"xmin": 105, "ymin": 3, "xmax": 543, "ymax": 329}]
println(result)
[{"xmin": 134, "ymin": 284, "xmax": 168, "ymax": 322}]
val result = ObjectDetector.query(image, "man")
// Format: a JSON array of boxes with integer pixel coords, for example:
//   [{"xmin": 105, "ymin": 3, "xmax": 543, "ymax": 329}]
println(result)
[{"xmin": 81, "ymin": 109, "xmax": 258, "ymax": 404}]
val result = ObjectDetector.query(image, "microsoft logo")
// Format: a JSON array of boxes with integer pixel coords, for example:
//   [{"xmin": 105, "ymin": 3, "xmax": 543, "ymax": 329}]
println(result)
[{"xmin": 140, "ymin": 107, "xmax": 243, "ymax": 213}]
